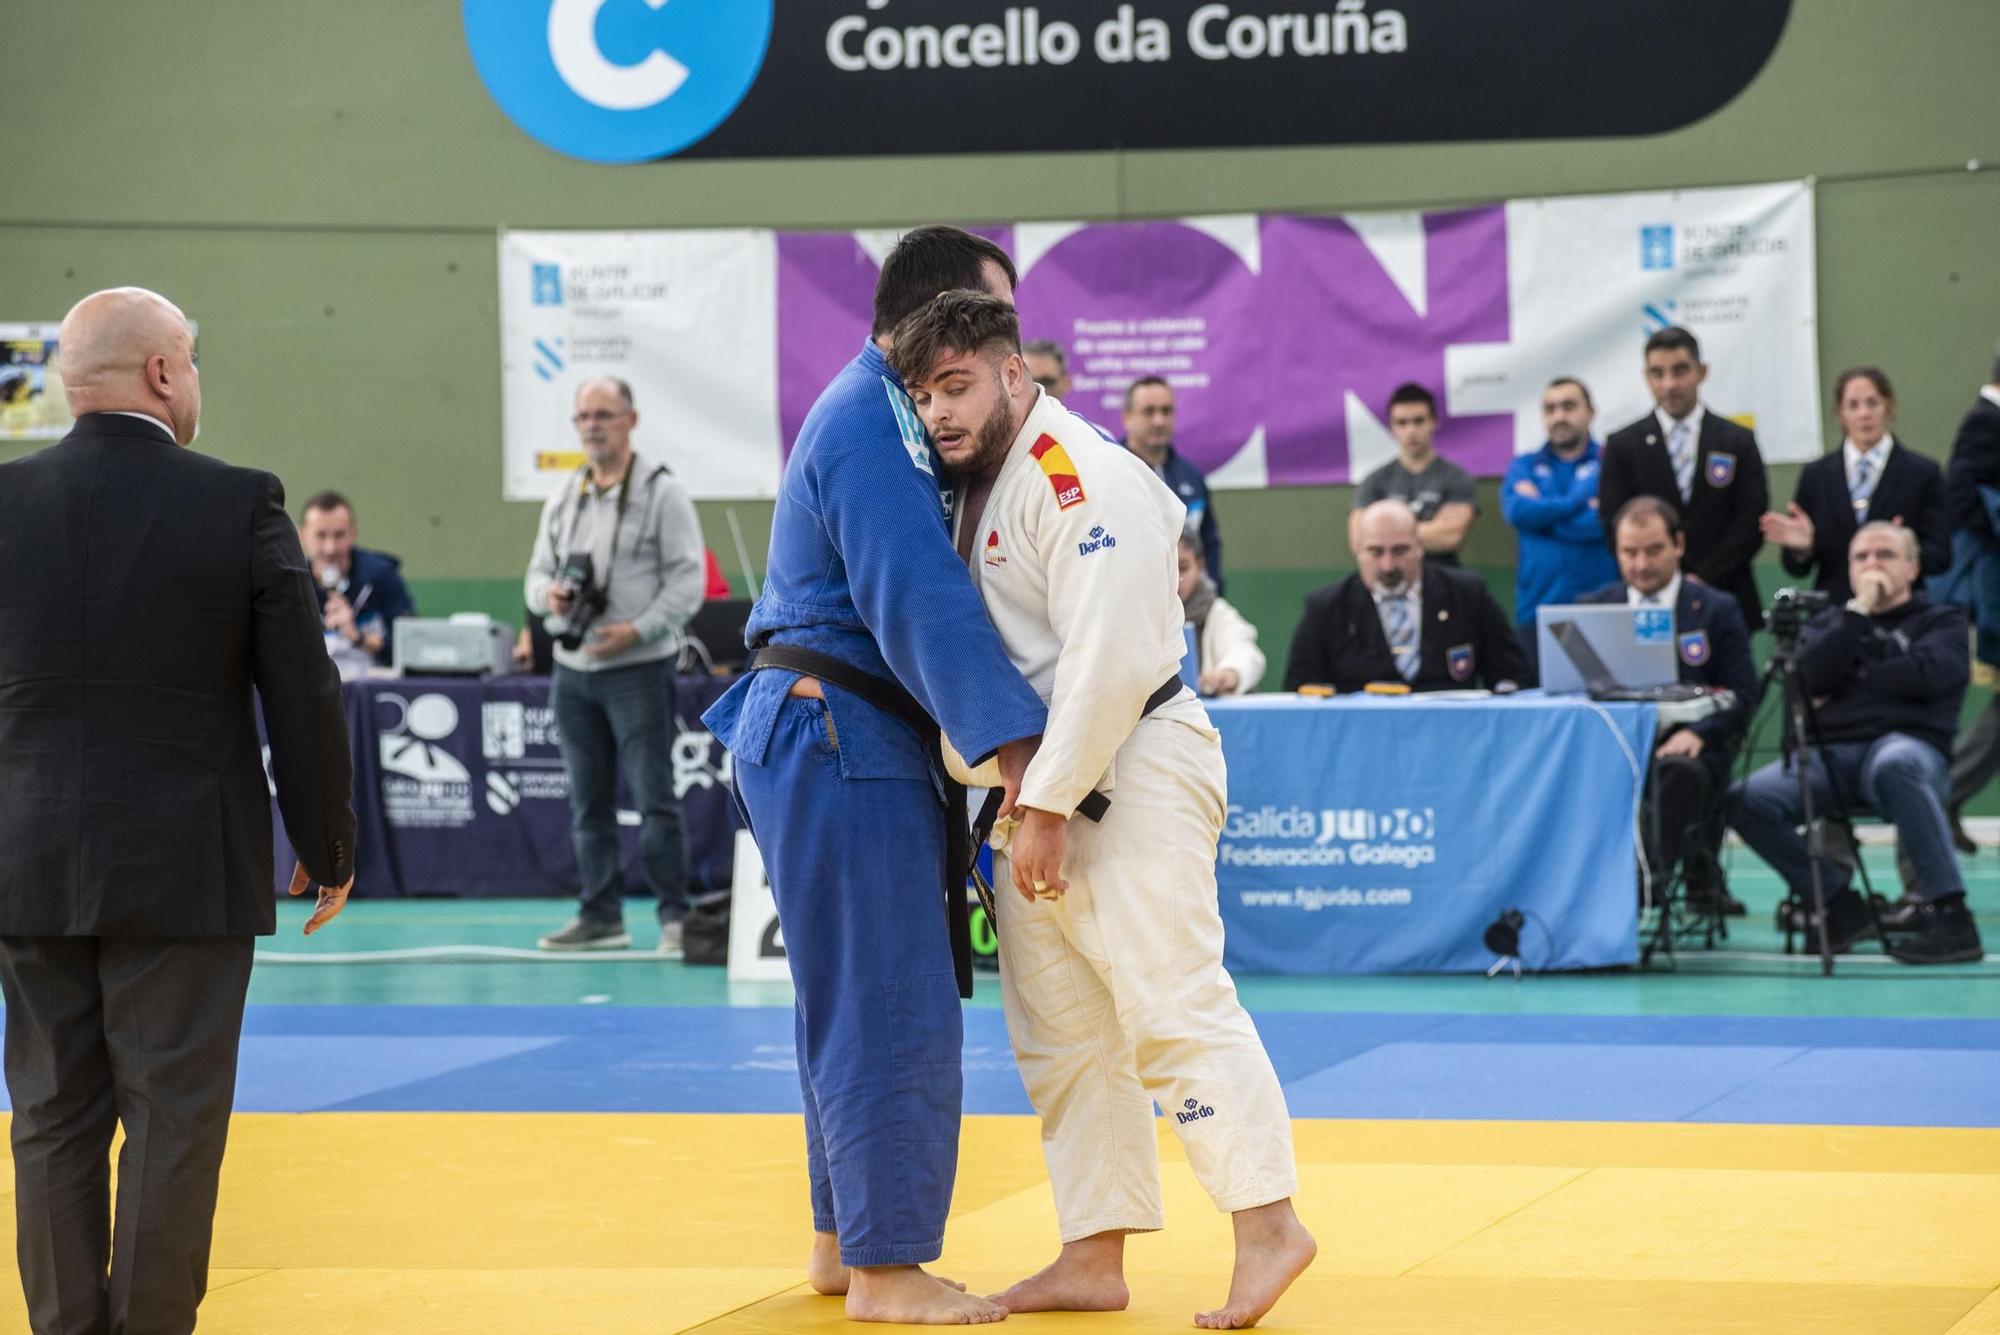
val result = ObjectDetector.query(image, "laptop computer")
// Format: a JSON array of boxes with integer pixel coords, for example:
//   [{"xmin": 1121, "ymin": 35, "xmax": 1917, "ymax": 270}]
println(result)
[{"xmin": 1537, "ymin": 604, "xmax": 1703, "ymax": 702}]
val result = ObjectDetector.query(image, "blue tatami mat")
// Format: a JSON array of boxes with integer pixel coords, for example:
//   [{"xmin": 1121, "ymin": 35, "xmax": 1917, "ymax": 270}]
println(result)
[{"xmin": 3, "ymin": 1006, "xmax": 1994, "ymax": 1126}]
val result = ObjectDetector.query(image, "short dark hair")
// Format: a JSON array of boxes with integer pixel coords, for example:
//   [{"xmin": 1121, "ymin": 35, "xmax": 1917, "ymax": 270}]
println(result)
[
  {"xmin": 1644, "ymin": 325, "xmax": 1701, "ymax": 363},
  {"xmin": 873, "ymin": 226, "xmax": 1017, "ymax": 339},
  {"xmin": 1613, "ymin": 494, "xmax": 1683, "ymax": 540},
  {"xmin": 574, "ymin": 377, "xmax": 634, "ymax": 411},
  {"xmin": 1023, "ymin": 339, "xmax": 1067, "ymax": 372},
  {"xmin": 1387, "ymin": 383, "xmax": 1436, "ymax": 417},
  {"xmin": 1831, "ymin": 365, "xmax": 1895, "ymax": 411},
  {"xmin": 887, "ymin": 290, "xmax": 1022, "ymax": 387},
  {"xmin": 1990, "ymin": 340, "xmax": 2000, "ymax": 384},
  {"xmin": 300, "ymin": 489, "xmax": 353, "ymax": 522},
  {"xmin": 1545, "ymin": 376, "xmax": 1593, "ymax": 409},
  {"xmin": 1124, "ymin": 375, "xmax": 1171, "ymax": 410}
]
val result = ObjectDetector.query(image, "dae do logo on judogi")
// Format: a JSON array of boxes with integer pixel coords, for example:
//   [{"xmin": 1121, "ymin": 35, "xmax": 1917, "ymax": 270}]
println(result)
[{"xmin": 462, "ymin": 0, "xmax": 774, "ymax": 163}]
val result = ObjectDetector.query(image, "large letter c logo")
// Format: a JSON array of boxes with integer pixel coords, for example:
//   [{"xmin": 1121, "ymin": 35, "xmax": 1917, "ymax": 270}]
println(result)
[{"xmin": 547, "ymin": 0, "xmax": 688, "ymax": 110}]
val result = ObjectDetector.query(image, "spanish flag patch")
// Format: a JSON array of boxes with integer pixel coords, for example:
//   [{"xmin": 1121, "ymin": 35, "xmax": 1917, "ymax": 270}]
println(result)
[{"xmin": 1030, "ymin": 435, "xmax": 1086, "ymax": 511}]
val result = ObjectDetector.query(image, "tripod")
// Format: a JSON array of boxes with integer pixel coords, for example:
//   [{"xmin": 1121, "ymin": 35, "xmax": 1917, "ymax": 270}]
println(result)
[{"xmin": 1760, "ymin": 624, "xmax": 1885, "ymax": 977}]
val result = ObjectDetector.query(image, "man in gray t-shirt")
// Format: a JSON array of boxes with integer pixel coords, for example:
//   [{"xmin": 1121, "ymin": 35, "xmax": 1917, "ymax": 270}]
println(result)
[{"xmin": 1348, "ymin": 383, "xmax": 1479, "ymax": 565}]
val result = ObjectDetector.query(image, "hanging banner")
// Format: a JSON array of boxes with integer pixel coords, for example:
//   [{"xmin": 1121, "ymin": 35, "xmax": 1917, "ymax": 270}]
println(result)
[
  {"xmin": 462, "ymin": 1, "xmax": 1789, "ymax": 164},
  {"xmin": 1, "ymin": 325, "xmax": 68, "ymax": 441},
  {"xmin": 499, "ymin": 179, "xmax": 1818, "ymax": 501}
]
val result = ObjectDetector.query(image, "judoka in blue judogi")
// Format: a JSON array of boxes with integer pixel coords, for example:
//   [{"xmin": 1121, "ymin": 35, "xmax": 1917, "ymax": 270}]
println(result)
[{"xmin": 703, "ymin": 233, "xmax": 1043, "ymax": 1316}]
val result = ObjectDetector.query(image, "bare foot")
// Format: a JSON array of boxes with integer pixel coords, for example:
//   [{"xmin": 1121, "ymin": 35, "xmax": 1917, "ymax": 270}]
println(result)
[
  {"xmin": 990, "ymin": 1231, "xmax": 1129, "ymax": 1313},
  {"xmin": 810, "ymin": 1231, "xmax": 968, "ymax": 1297},
  {"xmin": 848, "ymin": 1265, "xmax": 1006, "ymax": 1325},
  {"xmin": 1195, "ymin": 1199, "xmax": 1316, "ymax": 1330}
]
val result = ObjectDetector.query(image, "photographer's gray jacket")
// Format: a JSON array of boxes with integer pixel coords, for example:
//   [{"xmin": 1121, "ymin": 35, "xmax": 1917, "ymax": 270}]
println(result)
[{"xmin": 524, "ymin": 454, "xmax": 705, "ymax": 673}]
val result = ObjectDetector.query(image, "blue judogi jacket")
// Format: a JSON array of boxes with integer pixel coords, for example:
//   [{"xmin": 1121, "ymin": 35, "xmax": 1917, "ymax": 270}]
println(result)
[
  {"xmin": 1501, "ymin": 439, "xmax": 1619, "ymax": 628},
  {"xmin": 704, "ymin": 341, "xmax": 1045, "ymax": 779}
]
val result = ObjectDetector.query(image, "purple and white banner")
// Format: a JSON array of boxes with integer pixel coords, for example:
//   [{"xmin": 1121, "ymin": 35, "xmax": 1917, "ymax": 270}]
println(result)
[{"xmin": 500, "ymin": 180, "xmax": 1817, "ymax": 501}]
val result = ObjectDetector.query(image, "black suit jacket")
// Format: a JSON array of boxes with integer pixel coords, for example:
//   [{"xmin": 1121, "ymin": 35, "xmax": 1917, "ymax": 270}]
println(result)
[
  {"xmin": 1579, "ymin": 577, "xmax": 1759, "ymax": 762},
  {"xmin": 1780, "ymin": 442, "xmax": 1947, "ymax": 601},
  {"xmin": 0, "ymin": 414, "xmax": 355, "ymax": 936},
  {"xmin": 1945, "ymin": 395, "xmax": 2000, "ymax": 538},
  {"xmin": 1599, "ymin": 410, "xmax": 1769, "ymax": 630},
  {"xmin": 1283, "ymin": 563, "xmax": 1527, "ymax": 694}
]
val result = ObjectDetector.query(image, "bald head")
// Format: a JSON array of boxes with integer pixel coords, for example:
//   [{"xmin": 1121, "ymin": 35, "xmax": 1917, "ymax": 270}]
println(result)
[
  {"xmin": 1355, "ymin": 499, "xmax": 1424, "ymax": 595},
  {"xmin": 58, "ymin": 287, "xmax": 201, "ymax": 444}
]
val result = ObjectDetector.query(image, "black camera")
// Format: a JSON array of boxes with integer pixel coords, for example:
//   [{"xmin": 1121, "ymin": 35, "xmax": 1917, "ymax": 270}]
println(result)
[
  {"xmin": 1768, "ymin": 586, "xmax": 1832, "ymax": 651},
  {"xmin": 549, "ymin": 552, "xmax": 608, "ymax": 651}
]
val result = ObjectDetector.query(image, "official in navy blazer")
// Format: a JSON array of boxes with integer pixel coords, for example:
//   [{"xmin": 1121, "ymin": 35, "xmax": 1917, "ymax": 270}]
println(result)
[
  {"xmin": 1583, "ymin": 496, "xmax": 1759, "ymax": 912},
  {"xmin": 1762, "ymin": 367, "xmax": 1947, "ymax": 602},
  {"xmin": 1597, "ymin": 326, "xmax": 1770, "ymax": 630},
  {"xmin": 1284, "ymin": 500, "xmax": 1526, "ymax": 694}
]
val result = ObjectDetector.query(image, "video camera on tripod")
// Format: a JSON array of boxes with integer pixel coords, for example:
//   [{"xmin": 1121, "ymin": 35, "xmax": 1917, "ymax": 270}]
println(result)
[{"xmin": 1767, "ymin": 586, "xmax": 1833, "ymax": 654}]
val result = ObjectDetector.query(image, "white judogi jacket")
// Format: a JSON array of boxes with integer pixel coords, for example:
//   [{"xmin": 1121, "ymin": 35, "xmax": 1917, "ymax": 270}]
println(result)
[{"xmin": 944, "ymin": 390, "xmax": 1199, "ymax": 815}]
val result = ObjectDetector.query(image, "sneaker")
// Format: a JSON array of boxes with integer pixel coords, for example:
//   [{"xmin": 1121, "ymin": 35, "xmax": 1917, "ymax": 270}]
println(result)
[
  {"xmin": 657, "ymin": 918, "xmax": 684, "ymax": 959},
  {"xmin": 537, "ymin": 918, "xmax": 630, "ymax": 951},
  {"xmin": 1887, "ymin": 898, "xmax": 1985, "ymax": 965}
]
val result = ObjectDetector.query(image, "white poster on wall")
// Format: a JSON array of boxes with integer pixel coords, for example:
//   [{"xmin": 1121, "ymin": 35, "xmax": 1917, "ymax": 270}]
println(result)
[
  {"xmin": 1452, "ymin": 178, "xmax": 1821, "ymax": 466},
  {"xmin": 1, "ymin": 325, "xmax": 69, "ymax": 441},
  {"xmin": 498, "ymin": 229, "xmax": 781, "ymax": 502}
]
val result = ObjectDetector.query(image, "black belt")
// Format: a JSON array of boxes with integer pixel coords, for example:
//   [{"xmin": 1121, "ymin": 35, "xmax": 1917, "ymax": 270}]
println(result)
[
  {"xmin": 748, "ymin": 645, "xmax": 1183, "ymax": 989},
  {"xmin": 964, "ymin": 674, "xmax": 1186, "ymax": 922},
  {"xmin": 747, "ymin": 643, "xmax": 980, "ymax": 997}
]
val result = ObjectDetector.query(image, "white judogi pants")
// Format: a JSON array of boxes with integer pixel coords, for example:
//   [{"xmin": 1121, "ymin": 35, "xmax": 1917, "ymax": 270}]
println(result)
[{"xmin": 996, "ymin": 712, "xmax": 1299, "ymax": 1241}]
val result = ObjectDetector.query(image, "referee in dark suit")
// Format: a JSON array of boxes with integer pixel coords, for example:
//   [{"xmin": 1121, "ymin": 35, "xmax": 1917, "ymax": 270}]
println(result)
[
  {"xmin": 0, "ymin": 288, "xmax": 355, "ymax": 1335},
  {"xmin": 1597, "ymin": 326, "xmax": 1770, "ymax": 629}
]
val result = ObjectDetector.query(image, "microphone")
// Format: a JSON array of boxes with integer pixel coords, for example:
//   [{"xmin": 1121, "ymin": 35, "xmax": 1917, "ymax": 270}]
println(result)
[{"xmin": 318, "ymin": 566, "xmax": 347, "ymax": 596}]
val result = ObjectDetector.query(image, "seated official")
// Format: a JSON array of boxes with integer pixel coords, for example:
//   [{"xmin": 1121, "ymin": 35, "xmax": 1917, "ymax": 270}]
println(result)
[
  {"xmin": 1725, "ymin": 522, "xmax": 1982, "ymax": 964},
  {"xmin": 1581, "ymin": 497, "xmax": 1758, "ymax": 915},
  {"xmin": 1285, "ymin": 500, "xmax": 1525, "ymax": 693},
  {"xmin": 1179, "ymin": 535, "xmax": 1264, "ymax": 695},
  {"xmin": 1760, "ymin": 366, "xmax": 1947, "ymax": 603},
  {"xmin": 298, "ymin": 489, "xmax": 416, "ymax": 668}
]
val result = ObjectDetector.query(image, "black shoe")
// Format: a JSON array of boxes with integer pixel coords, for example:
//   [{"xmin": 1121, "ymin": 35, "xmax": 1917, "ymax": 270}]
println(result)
[
  {"xmin": 1874, "ymin": 893, "xmax": 1928, "ymax": 934},
  {"xmin": 1794, "ymin": 888, "xmax": 1876, "ymax": 955},
  {"xmin": 1685, "ymin": 885, "xmax": 1748, "ymax": 917},
  {"xmin": 537, "ymin": 918, "xmax": 631, "ymax": 951},
  {"xmin": 1886, "ymin": 898, "xmax": 1985, "ymax": 965}
]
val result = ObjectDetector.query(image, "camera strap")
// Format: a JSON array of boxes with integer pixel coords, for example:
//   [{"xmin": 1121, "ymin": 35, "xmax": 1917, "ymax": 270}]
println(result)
[{"xmin": 556, "ymin": 457, "xmax": 667, "ymax": 592}]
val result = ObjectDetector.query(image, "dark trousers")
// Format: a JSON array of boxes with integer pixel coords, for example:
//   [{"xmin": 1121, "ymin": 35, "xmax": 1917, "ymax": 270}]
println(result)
[
  {"xmin": 0, "ymin": 935, "xmax": 254, "ymax": 1335},
  {"xmin": 1949, "ymin": 696, "xmax": 2000, "ymax": 807},
  {"xmin": 552, "ymin": 660, "xmax": 690, "ymax": 926},
  {"xmin": 1646, "ymin": 750, "xmax": 1728, "ymax": 900}
]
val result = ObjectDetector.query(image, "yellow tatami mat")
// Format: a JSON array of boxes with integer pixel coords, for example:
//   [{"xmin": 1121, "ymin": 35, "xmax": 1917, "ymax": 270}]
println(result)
[{"xmin": 1, "ymin": 1114, "xmax": 1995, "ymax": 1333}]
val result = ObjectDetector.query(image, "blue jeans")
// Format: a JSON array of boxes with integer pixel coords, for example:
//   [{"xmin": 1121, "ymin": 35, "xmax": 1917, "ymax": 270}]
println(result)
[
  {"xmin": 551, "ymin": 661, "xmax": 689, "ymax": 926},
  {"xmin": 1726, "ymin": 732, "xmax": 1964, "ymax": 902}
]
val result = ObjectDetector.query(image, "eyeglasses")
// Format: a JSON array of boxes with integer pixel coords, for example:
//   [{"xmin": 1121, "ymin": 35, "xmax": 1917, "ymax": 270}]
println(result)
[{"xmin": 571, "ymin": 410, "xmax": 628, "ymax": 425}]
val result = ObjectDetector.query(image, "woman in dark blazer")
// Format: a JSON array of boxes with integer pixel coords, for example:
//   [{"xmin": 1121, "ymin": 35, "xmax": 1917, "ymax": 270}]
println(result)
[{"xmin": 1761, "ymin": 366, "xmax": 1948, "ymax": 602}]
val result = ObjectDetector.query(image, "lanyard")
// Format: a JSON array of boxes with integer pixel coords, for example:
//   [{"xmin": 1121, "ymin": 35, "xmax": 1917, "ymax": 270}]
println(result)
[{"xmin": 558, "ymin": 460, "xmax": 638, "ymax": 588}]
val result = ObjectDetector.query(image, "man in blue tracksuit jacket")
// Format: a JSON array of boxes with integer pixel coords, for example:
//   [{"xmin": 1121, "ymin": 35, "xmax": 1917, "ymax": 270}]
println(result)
[
  {"xmin": 1500, "ymin": 378, "xmax": 1618, "ymax": 674},
  {"xmin": 703, "ymin": 228, "xmax": 1044, "ymax": 1325}
]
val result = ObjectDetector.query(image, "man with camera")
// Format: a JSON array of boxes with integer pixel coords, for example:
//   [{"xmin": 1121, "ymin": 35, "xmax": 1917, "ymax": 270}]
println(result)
[
  {"xmin": 525, "ymin": 377, "xmax": 707, "ymax": 955},
  {"xmin": 1726, "ymin": 522, "xmax": 1983, "ymax": 964}
]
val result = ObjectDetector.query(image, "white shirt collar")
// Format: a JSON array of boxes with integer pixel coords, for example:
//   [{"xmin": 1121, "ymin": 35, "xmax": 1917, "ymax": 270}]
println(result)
[
  {"xmin": 106, "ymin": 410, "xmax": 176, "ymax": 440},
  {"xmin": 1628, "ymin": 572, "xmax": 1682, "ymax": 609},
  {"xmin": 1843, "ymin": 436, "xmax": 1893, "ymax": 475},
  {"xmin": 1655, "ymin": 403, "xmax": 1706, "ymax": 443},
  {"xmin": 1981, "ymin": 386, "xmax": 2000, "ymax": 410}
]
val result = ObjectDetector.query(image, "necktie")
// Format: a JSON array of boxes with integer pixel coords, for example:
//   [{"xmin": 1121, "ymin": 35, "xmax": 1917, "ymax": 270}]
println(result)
[
  {"xmin": 1669, "ymin": 421, "xmax": 1694, "ymax": 501},
  {"xmin": 1383, "ymin": 594, "xmax": 1419, "ymax": 681},
  {"xmin": 1851, "ymin": 454, "xmax": 1877, "ymax": 517}
]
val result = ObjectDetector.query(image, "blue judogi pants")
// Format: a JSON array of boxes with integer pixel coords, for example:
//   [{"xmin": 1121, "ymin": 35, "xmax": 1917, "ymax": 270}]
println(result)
[{"xmin": 733, "ymin": 695, "xmax": 962, "ymax": 1267}]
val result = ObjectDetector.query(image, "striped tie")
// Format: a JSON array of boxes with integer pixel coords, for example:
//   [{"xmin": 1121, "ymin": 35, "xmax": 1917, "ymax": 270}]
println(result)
[
  {"xmin": 1669, "ymin": 421, "xmax": 1695, "ymax": 502},
  {"xmin": 1383, "ymin": 594, "xmax": 1419, "ymax": 681},
  {"xmin": 1851, "ymin": 454, "xmax": 1878, "ymax": 517}
]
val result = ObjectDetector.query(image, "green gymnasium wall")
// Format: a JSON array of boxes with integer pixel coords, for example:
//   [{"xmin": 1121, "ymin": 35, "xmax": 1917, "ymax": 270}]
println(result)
[{"xmin": 5, "ymin": 3, "xmax": 1997, "ymax": 731}]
